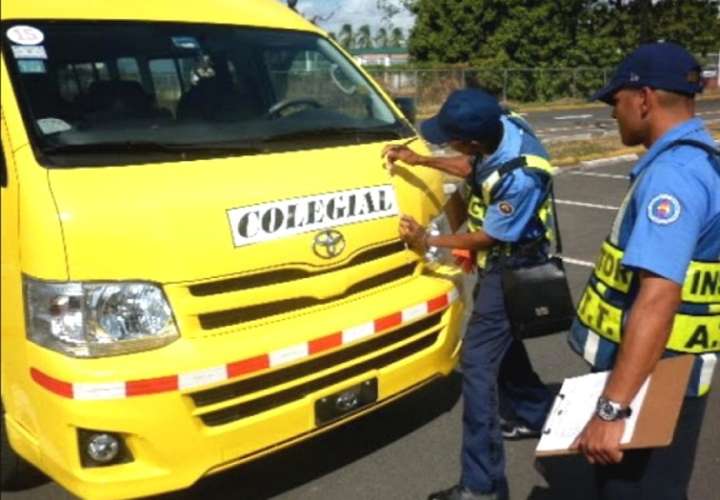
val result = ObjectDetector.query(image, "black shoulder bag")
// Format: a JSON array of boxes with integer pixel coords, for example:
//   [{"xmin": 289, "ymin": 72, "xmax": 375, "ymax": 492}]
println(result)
[{"xmin": 499, "ymin": 173, "xmax": 576, "ymax": 340}]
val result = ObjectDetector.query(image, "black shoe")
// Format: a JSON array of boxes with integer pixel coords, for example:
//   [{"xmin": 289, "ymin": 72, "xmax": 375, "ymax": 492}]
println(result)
[
  {"xmin": 500, "ymin": 417, "xmax": 542, "ymax": 440},
  {"xmin": 427, "ymin": 484, "xmax": 502, "ymax": 500}
]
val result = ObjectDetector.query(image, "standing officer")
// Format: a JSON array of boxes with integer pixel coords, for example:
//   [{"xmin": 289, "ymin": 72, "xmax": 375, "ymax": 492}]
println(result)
[
  {"xmin": 384, "ymin": 88, "xmax": 555, "ymax": 500},
  {"xmin": 569, "ymin": 42, "xmax": 719, "ymax": 500}
]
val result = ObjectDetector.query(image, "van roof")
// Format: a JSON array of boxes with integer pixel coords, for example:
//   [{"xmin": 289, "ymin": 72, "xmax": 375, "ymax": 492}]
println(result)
[{"xmin": 1, "ymin": 0, "xmax": 321, "ymax": 34}]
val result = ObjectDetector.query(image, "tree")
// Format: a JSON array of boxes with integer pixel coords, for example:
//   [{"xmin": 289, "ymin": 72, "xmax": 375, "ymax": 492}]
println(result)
[
  {"xmin": 338, "ymin": 24, "xmax": 354, "ymax": 49},
  {"xmin": 355, "ymin": 25, "xmax": 374, "ymax": 49},
  {"xmin": 285, "ymin": 0, "xmax": 336, "ymax": 26},
  {"xmin": 377, "ymin": 0, "xmax": 402, "ymax": 25},
  {"xmin": 390, "ymin": 27, "xmax": 405, "ymax": 48},
  {"xmin": 375, "ymin": 27, "xmax": 389, "ymax": 48},
  {"xmin": 408, "ymin": 0, "xmax": 720, "ymax": 68},
  {"xmin": 407, "ymin": 0, "xmax": 720, "ymax": 101}
]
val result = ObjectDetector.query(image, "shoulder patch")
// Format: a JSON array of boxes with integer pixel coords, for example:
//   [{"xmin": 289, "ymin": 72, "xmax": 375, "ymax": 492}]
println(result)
[
  {"xmin": 647, "ymin": 194, "xmax": 681, "ymax": 225},
  {"xmin": 498, "ymin": 201, "xmax": 515, "ymax": 216}
]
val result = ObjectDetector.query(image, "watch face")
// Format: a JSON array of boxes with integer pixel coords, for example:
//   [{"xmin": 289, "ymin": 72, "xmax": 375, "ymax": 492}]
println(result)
[
  {"xmin": 598, "ymin": 401, "xmax": 615, "ymax": 420},
  {"xmin": 596, "ymin": 398, "xmax": 624, "ymax": 421}
]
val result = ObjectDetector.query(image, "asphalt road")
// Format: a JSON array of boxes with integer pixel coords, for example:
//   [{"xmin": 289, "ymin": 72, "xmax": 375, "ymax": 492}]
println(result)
[
  {"xmin": 526, "ymin": 98, "xmax": 720, "ymax": 142},
  {"xmin": 5, "ymin": 158, "xmax": 718, "ymax": 500}
]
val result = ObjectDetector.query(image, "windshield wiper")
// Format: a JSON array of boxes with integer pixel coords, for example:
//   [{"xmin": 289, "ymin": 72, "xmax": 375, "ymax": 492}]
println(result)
[
  {"xmin": 42, "ymin": 141, "xmax": 265, "ymax": 156},
  {"xmin": 262, "ymin": 126, "xmax": 411, "ymax": 144}
]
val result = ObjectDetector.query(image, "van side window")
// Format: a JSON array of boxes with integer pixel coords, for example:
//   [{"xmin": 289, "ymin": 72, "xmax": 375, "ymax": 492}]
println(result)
[
  {"xmin": 149, "ymin": 59, "xmax": 182, "ymax": 115},
  {"xmin": 117, "ymin": 57, "xmax": 142, "ymax": 84},
  {"xmin": 177, "ymin": 58, "xmax": 196, "ymax": 91},
  {"xmin": 95, "ymin": 62, "xmax": 111, "ymax": 80},
  {"xmin": 74, "ymin": 63, "xmax": 96, "ymax": 92},
  {"xmin": 58, "ymin": 65, "xmax": 81, "ymax": 102}
]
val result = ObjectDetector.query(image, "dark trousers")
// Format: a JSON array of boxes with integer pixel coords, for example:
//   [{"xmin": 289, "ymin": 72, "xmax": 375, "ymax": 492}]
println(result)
[
  {"xmin": 595, "ymin": 395, "xmax": 707, "ymax": 500},
  {"xmin": 460, "ymin": 268, "xmax": 553, "ymax": 495}
]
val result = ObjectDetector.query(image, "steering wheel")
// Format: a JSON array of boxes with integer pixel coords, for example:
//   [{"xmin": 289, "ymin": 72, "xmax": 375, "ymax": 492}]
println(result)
[{"xmin": 266, "ymin": 98, "xmax": 322, "ymax": 119}]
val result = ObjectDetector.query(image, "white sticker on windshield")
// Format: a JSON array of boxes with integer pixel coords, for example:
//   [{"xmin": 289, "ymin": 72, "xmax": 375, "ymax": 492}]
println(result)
[
  {"xmin": 12, "ymin": 45, "xmax": 47, "ymax": 59},
  {"xmin": 227, "ymin": 185, "xmax": 399, "ymax": 247},
  {"xmin": 6, "ymin": 25, "xmax": 45, "ymax": 45},
  {"xmin": 37, "ymin": 118, "xmax": 72, "ymax": 135},
  {"xmin": 17, "ymin": 60, "xmax": 46, "ymax": 74}
]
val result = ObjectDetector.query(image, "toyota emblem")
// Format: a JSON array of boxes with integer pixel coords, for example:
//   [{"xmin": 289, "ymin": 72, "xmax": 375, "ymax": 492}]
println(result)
[{"xmin": 313, "ymin": 230, "xmax": 346, "ymax": 259}]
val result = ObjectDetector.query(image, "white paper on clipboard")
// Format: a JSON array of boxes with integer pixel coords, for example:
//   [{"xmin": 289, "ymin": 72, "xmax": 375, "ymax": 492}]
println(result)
[{"xmin": 536, "ymin": 371, "xmax": 651, "ymax": 454}]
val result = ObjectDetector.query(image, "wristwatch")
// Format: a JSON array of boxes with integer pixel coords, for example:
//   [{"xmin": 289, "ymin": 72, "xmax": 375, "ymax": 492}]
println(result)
[{"xmin": 595, "ymin": 396, "xmax": 632, "ymax": 421}]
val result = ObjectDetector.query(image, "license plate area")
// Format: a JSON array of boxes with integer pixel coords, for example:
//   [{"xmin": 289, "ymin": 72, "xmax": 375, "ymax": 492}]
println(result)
[{"xmin": 314, "ymin": 378, "xmax": 378, "ymax": 426}]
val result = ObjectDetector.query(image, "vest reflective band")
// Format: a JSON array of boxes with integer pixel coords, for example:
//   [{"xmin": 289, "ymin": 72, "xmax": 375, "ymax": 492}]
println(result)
[
  {"xmin": 594, "ymin": 240, "xmax": 720, "ymax": 304},
  {"xmin": 577, "ymin": 279, "xmax": 720, "ymax": 354},
  {"xmin": 466, "ymin": 154, "xmax": 555, "ymax": 268},
  {"xmin": 578, "ymin": 141, "xmax": 720, "ymax": 359}
]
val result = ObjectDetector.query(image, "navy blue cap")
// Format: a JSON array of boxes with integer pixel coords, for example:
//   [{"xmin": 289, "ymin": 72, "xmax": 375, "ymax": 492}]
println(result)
[
  {"xmin": 420, "ymin": 88, "xmax": 503, "ymax": 144},
  {"xmin": 591, "ymin": 42, "xmax": 703, "ymax": 104}
]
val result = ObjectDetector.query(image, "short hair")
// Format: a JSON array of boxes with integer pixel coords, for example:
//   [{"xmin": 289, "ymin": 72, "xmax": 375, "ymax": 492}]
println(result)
[{"xmin": 655, "ymin": 89, "xmax": 694, "ymax": 108}]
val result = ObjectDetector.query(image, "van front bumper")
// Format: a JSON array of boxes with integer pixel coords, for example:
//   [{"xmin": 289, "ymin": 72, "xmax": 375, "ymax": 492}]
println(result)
[{"xmin": 8, "ymin": 273, "xmax": 464, "ymax": 499}]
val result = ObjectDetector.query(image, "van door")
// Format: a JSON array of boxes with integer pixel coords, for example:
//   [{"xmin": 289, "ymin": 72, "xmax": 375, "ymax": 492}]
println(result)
[{"xmin": 1, "ymin": 109, "xmax": 23, "ymax": 398}]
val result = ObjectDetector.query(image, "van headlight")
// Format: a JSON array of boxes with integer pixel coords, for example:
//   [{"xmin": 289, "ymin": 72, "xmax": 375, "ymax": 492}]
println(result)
[
  {"xmin": 424, "ymin": 212, "xmax": 454, "ymax": 265},
  {"xmin": 24, "ymin": 277, "xmax": 179, "ymax": 358}
]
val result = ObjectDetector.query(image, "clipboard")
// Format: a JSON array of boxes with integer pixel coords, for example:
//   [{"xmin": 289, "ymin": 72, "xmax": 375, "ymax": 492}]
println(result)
[{"xmin": 536, "ymin": 355, "xmax": 694, "ymax": 457}]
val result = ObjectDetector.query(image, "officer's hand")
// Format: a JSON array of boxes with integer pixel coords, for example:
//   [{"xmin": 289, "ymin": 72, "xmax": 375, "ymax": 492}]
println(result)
[
  {"xmin": 399, "ymin": 215, "xmax": 427, "ymax": 251},
  {"xmin": 382, "ymin": 145, "xmax": 422, "ymax": 174},
  {"xmin": 572, "ymin": 416, "xmax": 625, "ymax": 465}
]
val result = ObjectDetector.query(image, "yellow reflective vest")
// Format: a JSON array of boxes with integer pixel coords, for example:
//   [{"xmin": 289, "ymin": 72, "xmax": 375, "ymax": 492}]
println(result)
[
  {"xmin": 574, "ymin": 139, "xmax": 720, "ymax": 396},
  {"xmin": 466, "ymin": 154, "xmax": 556, "ymax": 268}
]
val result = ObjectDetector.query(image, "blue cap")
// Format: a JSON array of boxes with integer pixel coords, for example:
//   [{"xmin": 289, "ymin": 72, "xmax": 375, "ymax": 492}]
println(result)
[
  {"xmin": 420, "ymin": 88, "xmax": 503, "ymax": 144},
  {"xmin": 591, "ymin": 42, "xmax": 703, "ymax": 104}
]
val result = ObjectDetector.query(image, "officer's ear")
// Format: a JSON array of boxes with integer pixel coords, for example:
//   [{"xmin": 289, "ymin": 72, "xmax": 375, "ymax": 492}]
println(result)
[{"xmin": 640, "ymin": 86, "xmax": 656, "ymax": 117}]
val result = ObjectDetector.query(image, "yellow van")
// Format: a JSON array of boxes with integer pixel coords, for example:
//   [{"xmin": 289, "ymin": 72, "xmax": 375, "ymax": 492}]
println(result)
[{"xmin": 0, "ymin": 1, "xmax": 464, "ymax": 498}]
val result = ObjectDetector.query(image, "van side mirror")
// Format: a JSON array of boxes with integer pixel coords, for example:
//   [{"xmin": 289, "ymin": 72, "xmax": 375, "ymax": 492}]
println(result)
[{"xmin": 394, "ymin": 96, "xmax": 416, "ymax": 125}]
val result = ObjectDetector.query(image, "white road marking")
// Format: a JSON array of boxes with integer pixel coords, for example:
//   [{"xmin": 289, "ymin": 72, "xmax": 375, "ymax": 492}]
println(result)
[
  {"xmin": 578, "ymin": 154, "xmax": 639, "ymax": 168},
  {"xmin": 553, "ymin": 114, "xmax": 593, "ymax": 120},
  {"xmin": 569, "ymin": 171, "xmax": 628, "ymax": 180},
  {"xmin": 561, "ymin": 256, "xmax": 596, "ymax": 268},
  {"xmin": 556, "ymin": 199, "xmax": 619, "ymax": 211}
]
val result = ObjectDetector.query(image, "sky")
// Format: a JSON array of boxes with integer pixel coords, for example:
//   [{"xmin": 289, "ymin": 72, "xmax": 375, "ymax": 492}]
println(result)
[{"xmin": 288, "ymin": 0, "xmax": 415, "ymax": 35}]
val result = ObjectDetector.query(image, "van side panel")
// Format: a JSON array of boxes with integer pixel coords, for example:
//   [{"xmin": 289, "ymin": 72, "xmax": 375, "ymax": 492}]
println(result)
[
  {"xmin": 0, "ymin": 59, "xmax": 69, "ymax": 282},
  {"xmin": 1, "ymin": 56, "xmax": 69, "ymax": 459}
]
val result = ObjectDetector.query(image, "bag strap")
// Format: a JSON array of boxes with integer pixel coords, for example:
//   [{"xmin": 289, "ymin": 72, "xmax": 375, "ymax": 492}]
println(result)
[
  {"xmin": 483, "ymin": 155, "xmax": 563, "ymax": 255},
  {"xmin": 667, "ymin": 139, "xmax": 720, "ymax": 177},
  {"xmin": 504, "ymin": 113, "xmax": 539, "ymax": 140},
  {"xmin": 547, "ymin": 182, "xmax": 563, "ymax": 254}
]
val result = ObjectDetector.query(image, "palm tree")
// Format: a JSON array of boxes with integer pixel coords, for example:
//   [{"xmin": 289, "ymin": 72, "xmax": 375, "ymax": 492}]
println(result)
[
  {"xmin": 355, "ymin": 24, "xmax": 373, "ymax": 49},
  {"xmin": 374, "ymin": 27, "xmax": 389, "ymax": 48},
  {"xmin": 338, "ymin": 23, "xmax": 354, "ymax": 49},
  {"xmin": 389, "ymin": 27, "xmax": 405, "ymax": 48}
]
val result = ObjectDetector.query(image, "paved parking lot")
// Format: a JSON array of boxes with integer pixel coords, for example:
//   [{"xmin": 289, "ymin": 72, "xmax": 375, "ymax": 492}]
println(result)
[{"xmin": 5, "ymin": 159, "xmax": 718, "ymax": 500}]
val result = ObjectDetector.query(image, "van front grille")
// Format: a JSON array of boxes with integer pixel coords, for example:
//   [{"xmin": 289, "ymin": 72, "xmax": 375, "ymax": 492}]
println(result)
[
  {"xmin": 189, "ymin": 240, "xmax": 406, "ymax": 296},
  {"xmin": 196, "ymin": 329, "xmax": 440, "ymax": 427},
  {"xmin": 191, "ymin": 312, "xmax": 443, "ymax": 407},
  {"xmin": 197, "ymin": 262, "xmax": 416, "ymax": 330}
]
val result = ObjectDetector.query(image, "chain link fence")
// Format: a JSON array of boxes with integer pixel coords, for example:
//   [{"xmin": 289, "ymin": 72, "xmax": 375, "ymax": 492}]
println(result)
[{"xmin": 367, "ymin": 66, "xmax": 720, "ymax": 117}]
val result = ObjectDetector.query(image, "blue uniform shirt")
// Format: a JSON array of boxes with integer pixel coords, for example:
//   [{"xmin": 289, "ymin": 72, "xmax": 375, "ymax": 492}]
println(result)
[
  {"xmin": 471, "ymin": 114, "xmax": 551, "ymax": 243},
  {"xmin": 620, "ymin": 117, "xmax": 720, "ymax": 284},
  {"xmin": 568, "ymin": 117, "xmax": 720, "ymax": 396}
]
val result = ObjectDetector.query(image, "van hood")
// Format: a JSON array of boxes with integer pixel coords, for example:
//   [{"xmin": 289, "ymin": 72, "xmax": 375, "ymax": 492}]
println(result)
[{"xmin": 48, "ymin": 141, "xmax": 445, "ymax": 283}]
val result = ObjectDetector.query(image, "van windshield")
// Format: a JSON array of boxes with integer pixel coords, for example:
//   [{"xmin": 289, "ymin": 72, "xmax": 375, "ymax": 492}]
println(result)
[{"xmin": 3, "ymin": 21, "xmax": 412, "ymax": 166}]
